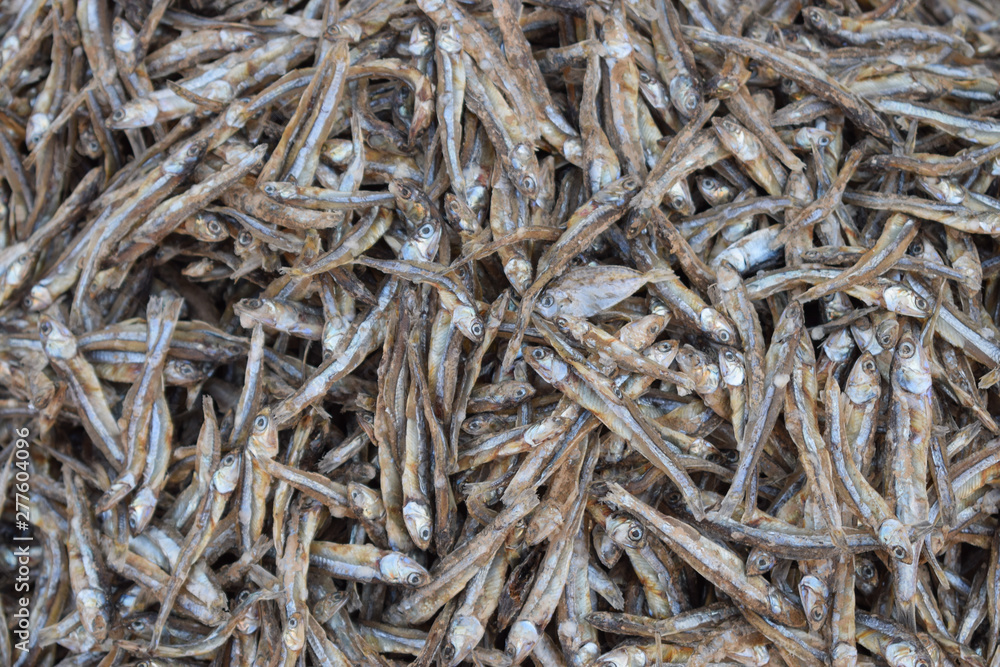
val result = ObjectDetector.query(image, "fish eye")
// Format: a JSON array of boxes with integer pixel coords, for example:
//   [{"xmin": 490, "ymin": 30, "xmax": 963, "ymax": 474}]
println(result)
[
  {"xmin": 112, "ymin": 109, "xmax": 126, "ymax": 122},
  {"xmin": 910, "ymin": 242, "xmax": 924, "ymax": 255},
  {"xmin": 540, "ymin": 294, "xmax": 555, "ymax": 308},
  {"xmin": 627, "ymin": 525, "xmax": 643, "ymax": 542},
  {"xmin": 899, "ymin": 342, "xmax": 915, "ymax": 358},
  {"xmin": 717, "ymin": 330, "xmax": 731, "ymax": 343},
  {"xmin": 407, "ymin": 572, "xmax": 422, "ymax": 586},
  {"xmin": 914, "ymin": 297, "xmax": 928, "ymax": 310},
  {"xmin": 861, "ymin": 564, "xmax": 875, "ymax": 579},
  {"xmin": 556, "ymin": 317, "xmax": 569, "ymax": 329},
  {"xmin": 222, "ymin": 454, "xmax": 236, "ymax": 466},
  {"xmin": 287, "ymin": 616, "xmax": 298, "ymax": 628},
  {"xmin": 442, "ymin": 644, "xmax": 456, "ymax": 659},
  {"xmin": 612, "ymin": 386, "xmax": 623, "ymax": 399},
  {"xmin": 862, "ymin": 359, "xmax": 876, "ymax": 372},
  {"xmin": 638, "ymin": 71, "xmax": 651, "ymax": 83},
  {"xmin": 245, "ymin": 298, "xmax": 262, "ymax": 309},
  {"xmin": 397, "ymin": 185, "xmax": 412, "ymax": 198},
  {"xmin": 419, "ymin": 527, "xmax": 431, "ymax": 541},
  {"xmin": 39, "ymin": 321, "xmax": 52, "ymax": 335},
  {"xmin": 725, "ymin": 449, "xmax": 739, "ymax": 463},
  {"xmin": 667, "ymin": 491, "xmax": 682, "ymax": 504},
  {"xmin": 15, "ymin": 254, "xmax": 27, "ymax": 264},
  {"xmin": 879, "ymin": 333, "xmax": 892, "ymax": 347},
  {"xmin": 263, "ymin": 184, "xmax": 277, "ymax": 196},
  {"xmin": 822, "ymin": 293, "xmax": 835, "ymax": 302},
  {"xmin": 531, "ymin": 348, "xmax": 547, "ymax": 360},
  {"xmin": 418, "ymin": 223, "xmax": 435, "ymax": 238},
  {"xmin": 254, "ymin": 415, "xmax": 268, "ymax": 432},
  {"xmin": 811, "ymin": 608, "xmax": 824, "ymax": 621},
  {"xmin": 521, "ymin": 176, "xmax": 536, "ymax": 192},
  {"xmin": 724, "ymin": 350, "xmax": 736, "ymax": 362},
  {"xmin": 757, "ymin": 556, "xmax": 770, "ymax": 569},
  {"xmin": 684, "ymin": 95, "xmax": 698, "ymax": 111},
  {"xmin": 130, "ymin": 619, "xmax": 146, "ymax": 631},
  {"xmin": 238, "ymin": 231, "xmax": 253, "ymax": 245},
  {"xmin": 622, "ymin": 176, "xmax": 640, "ymax": 190},
  {"xmin": 817, "ymin": 135, "xmax": 830, "ymax": 146},
  {"xmin": 238, "ymin": 590, "xmax": 250, "ymax": 601},
  {"xmin": 893, "ymin": 546, "xmax": 906, "ymax": 560},
  {"xmin": 207, "ymin": 219, "xmax": 223, "ymax": 235},
  {"xmin": 515, "ymin": 388, "xmax": 527, "ymax": 398},
  {"xmin": 471, "ymin": 322, "xmax": 483, "ymax": 337}
]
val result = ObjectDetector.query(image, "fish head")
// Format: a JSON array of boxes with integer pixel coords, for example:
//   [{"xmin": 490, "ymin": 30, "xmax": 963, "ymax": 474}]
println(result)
[
  {"xmin": 606, "ymin": 513, "xmax": 646, "ymax": 549},
  {"xmin": 109, "ymin": 98, "xmax": 159, "ymax": 129},
  {"xmin": 25, "ymin": 113, "xmax": 50, "ymax": 150},
  {"xmin": 0, "ymin": 245, "xmax": 35, "ymax": 303},
  {"xmin": 348, "ymin": 482, "xmax": 385, "ymax": 521},
  {"xmin": 803, "ymin": 7, "xmax": 841, "ymax": 32},
  {"xmin": 884, "ymin": 640, "xmax": 924, "ymax": 667},
  {"xmin": 39, "ymin": 316, "xmax": 77, "ymax": 360},
  {"xmin": 874, "ymin": 316, "xmax": 900, "ymax": 351},
  {"xmin": 436, "ymin": 22, "xmax": 462, "ymax": 54},
  {"xmin": 746, "ymin": 548, "xmax": 777, "ymax": 575},
  {"xmin": 728, "ymin": 644, "xmax": 769, "ymax": 667},
  {"xmin": 883, "ymin": 284, "xmax": 930, "ymax": 318},
  {"xmin": 378, "ymin": 552, "xmax": 429, "ymax": 587},
  {"xmin": 219, "ymin": 29, "xmax": 262, "ymax": 51},
  {"xmin": 188, "ymin": 212, "xmax": 229, "ymax": 242},
  {"xmin": 797, "ymin": 574, "xmax": 830, "ymax": 630},
  {"xmin": 213, "ymin": 452, "xmax": 242, "ymax": 495},
  {"xmin": 443, "ymin": 616, "xmax": 485, "ymax": 667},
  {"xmin": 854, "ymin": 556, "xmax": 880, "ymax": 595},
  {"xmin": 646, "ymin": 339, "xmax": 679, "ymax": 369},
  {"xmin": 526, "ymin": 346, "xmax": 569, "ymax": 384},
  {"xmin": 892, "ymin": 329, "xmax": 932, "ymax": 394},
  {"xmin": 697, "ymin": 175, "xmax": 732, "ymax": 206},
  {"xmin": 128, "ymin": 488, "xmax": 157, "ymax": 535},
  {"xmin": 77, "ymin": 588, "xmax": 110, "ymax": 642},
  {"xmin": 850, "ymin": 316, "xmax": 878, "ymax": 353},
  {"xmin": 249, "ymin": 409, "xmax": 278, "ymax": 458},
  {"xmin": 917, "ymin": 176, "xmax": 965, "ymax": 205},
  {"xmin": 235, "ymin": 590, "xmax": 261, "ymax": 634},
  {"xmin": 596, "ymin": 645, "xmax": 647, "ymax": 667},
  {"xmin": 403, "ymin": 501, "xmax": 433, "ymax": 548},
  {"xmin": 718, "ymin": 347, "xmax": 746, "ymax": 386},
  {"xmin": 845, "ymin": 353, "xmax": 881, "ymax": 404},
  {"xmin": 878, "ymin": 519, "xmax": 914, "ymax": 564},
  {"xmin": 505, "ymin": 620, "xmax": 540, "ymax": 665},
  {"xmin": 669, "ymin": 74, "xmax": 701, "ymax": 116},
  {"xmin": 821, "ymin": 327, "xmax": 855, "ymax": 363},
  {"xmin": 452, "ymin": 304, "xmax": 484, "ymax": 342},
  {"xmin": 535, "ymin": 291, "xmax": 560, "ymax": 319},
  {"xmin": 282, "ymin": 610, "xmax": 305, "ymax": 651}
]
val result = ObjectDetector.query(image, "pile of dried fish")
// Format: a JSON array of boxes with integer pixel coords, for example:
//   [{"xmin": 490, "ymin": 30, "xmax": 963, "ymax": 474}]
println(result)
[{"xmin": 4, "ymin": 0, "xmax": 1000, "ymax": 664}]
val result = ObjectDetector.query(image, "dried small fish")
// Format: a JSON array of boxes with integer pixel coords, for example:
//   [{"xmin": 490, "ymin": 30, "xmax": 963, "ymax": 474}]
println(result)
[{"xmin": 4, "ymin": 1, "xmax": 1000, "ymax": 665}]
